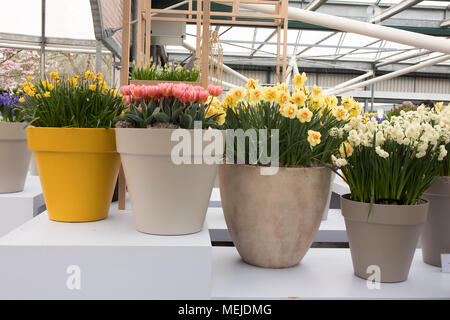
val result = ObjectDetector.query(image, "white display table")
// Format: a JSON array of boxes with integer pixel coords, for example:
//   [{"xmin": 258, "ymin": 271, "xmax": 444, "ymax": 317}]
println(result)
[
  {"xmin": 332, "ymin": 174, "xmax": 350, "ymax": 196},
  {"xmin": 212, "ymin": 247, "xmax": 450, "ymax": 299},
  {"xmin": 0, "ymin": 204, "xmax": 211, "ymax": 300},
  {"xmin": 206, "ymin": 207, "xmax": 347, "ymax": 243},
  {"xmin": 0, "ymin": 175, "xmax": 45, "ymax": 237}
]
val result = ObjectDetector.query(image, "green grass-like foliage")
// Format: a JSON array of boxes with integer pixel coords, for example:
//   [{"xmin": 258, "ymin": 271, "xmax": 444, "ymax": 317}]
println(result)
[
  {"xmin": 341, "ymin": 140, "xmax": 440, "ymax": 205},
  {"xmin": 223, "ymin": 101, "xmax": 347, "ymax": 167},
  {"xmin": 19, "ymin": 72, "xmax": 125, "ymax": 128},
  {"xmin": 131, "ymin": 62, "xmax": 200, "ymax": 82}
]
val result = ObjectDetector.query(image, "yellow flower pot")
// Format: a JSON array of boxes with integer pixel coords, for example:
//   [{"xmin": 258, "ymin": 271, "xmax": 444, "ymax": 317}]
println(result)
[{"xmin": 27, "ymin": 127, "xmax": 121, "ymax": 222}]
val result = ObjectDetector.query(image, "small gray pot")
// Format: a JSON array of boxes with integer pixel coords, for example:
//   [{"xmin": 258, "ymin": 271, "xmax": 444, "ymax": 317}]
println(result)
[
  {"xmin": 422, "ymin": 176, "xmax": 450, "ymax": 267},
  {"xmin": 341, "ymin": 194, "xmax": 428, "ymax": 283}
]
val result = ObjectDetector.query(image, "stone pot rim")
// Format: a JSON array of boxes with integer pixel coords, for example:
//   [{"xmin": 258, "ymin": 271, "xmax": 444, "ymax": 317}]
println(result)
[
  {"xmin": 341, "ymin": 193, "xmax": 428, "ymax": 225},
  {"xmin": 219, "ymin": 163, "xmax": 331, "ymax": 171}
]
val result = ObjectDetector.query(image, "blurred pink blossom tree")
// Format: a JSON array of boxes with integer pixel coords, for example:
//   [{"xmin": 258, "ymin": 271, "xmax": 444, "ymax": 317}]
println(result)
[{"xmin": 0, "ymin": 48, "xmax": 42, "ymax": 90}]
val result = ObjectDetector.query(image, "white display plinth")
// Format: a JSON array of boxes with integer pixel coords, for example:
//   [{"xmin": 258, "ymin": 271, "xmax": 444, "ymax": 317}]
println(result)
[
  {"xmin": 332, "ymin": 174, "xmax": 350, "ymax": 196},
  {"xmin": 206, "ymin": 207, "xmax": 347, "ymax": 243},
  {"xmin": 0, "ymin": 204, "xmax": 212, "ymax": 300},
  {"xmin": 0, "ymin": 175, "xmax": 45, "ymax": 237},
  {"xmin": 212, "ymin": 247, "xmax": 450, "ymax": 299}
]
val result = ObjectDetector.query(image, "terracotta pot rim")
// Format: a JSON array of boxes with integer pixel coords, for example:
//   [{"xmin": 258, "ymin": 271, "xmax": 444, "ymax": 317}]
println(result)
[{"xmin": 341, "ymin": 193, "xmax": 428, "ymax": 207}]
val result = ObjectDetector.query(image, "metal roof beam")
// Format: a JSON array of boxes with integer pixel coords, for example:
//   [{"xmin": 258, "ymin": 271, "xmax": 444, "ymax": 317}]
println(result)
[
  {"xmin": 305, "ymin": 0, "xmax": 328, "ymax": 11},
  {"xmin": 369, "ymin": 0, "xmax": 424, "ymax": 24}
]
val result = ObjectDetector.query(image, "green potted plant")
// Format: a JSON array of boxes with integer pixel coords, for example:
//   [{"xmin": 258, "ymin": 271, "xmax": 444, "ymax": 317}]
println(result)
[
  {"xmin": 0, "ymin": 89, "xmax": 30, "ymax": 193},
  {"xmin": 115, "ymin": 82, "xmax": 224, "ymax": 235},
  {"xmin": 20, "ymin": 71, "xmax": 124, "ymax": 222},
  {"xmin": 130, "ymin": 59, "xmax": 201, "ymax": 86},
  {"xmin": 334, "ymin": 105, "xmax": 449, "ymax": 282},
  {"xmin": 218, "ymin": 75, "xmax": 354, "ymax": 268}
]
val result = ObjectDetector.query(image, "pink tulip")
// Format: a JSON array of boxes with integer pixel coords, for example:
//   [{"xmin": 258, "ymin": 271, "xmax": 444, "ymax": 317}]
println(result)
[
  {"xmin": 198, "ymin": 90, "xmax": 209, "ymax": 103},
  {"xmin": 132, "ymin": 85, "xmax": 145, "ymax": 100},
  {"xmin": 120, "ymin": 85, "xmax": 132, "ymax": 96},
  {"xmin": 124, "ymin": 95, "xmax": 133, "ymax": 104},
  {"xmin": 172, "ymin": 85, "xmax": 185, "ymax": 99},
  {"xmin": 159, "ymin": 83, "xmax": 173, "ymax": 97},
  {"xmin": 208, "ymin": 85, "xmax": 223, "ymax": 97}
]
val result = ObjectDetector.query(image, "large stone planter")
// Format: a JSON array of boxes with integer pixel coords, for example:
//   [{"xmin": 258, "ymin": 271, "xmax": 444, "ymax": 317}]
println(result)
[
  {"xmin": 341, "ymin": 194, "xmax": 428, "ymax": 282},
  {"xmin": 219, "ymin": 164, "xmax": 332, "ymax": 268},
  {"xmin": 422, "ymin": 176, "xmax": 450, "ymax": 267},
  {"xmin": 27, "ymin": 127, "xmax": 121, "ymax": 222},
  {"xmin": 116, "ymin": 128, "xmax": 222, "ymax": 235},
  {"xmin": 0, "ymin": 122, "xmax": 31, "ymax": 193}
]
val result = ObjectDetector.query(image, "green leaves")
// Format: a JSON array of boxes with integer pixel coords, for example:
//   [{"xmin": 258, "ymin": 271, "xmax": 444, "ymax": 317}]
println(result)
[
  {"xmin": 19, "ymin": 77, "xmax": 125, "ymax": 128},
  {"xmin": 131, "ymin": 63, "xmax": 200, "ymax": 82}
]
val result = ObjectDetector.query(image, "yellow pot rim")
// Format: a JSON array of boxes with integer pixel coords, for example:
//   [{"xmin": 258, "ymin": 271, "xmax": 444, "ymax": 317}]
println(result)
[{"xmin": 27, "ymin": 127, "xmax": 117, "ymax": 153}]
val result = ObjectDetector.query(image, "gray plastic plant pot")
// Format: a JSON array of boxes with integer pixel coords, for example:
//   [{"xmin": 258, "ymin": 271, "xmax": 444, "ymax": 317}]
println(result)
[
  {"xmin": 422, "ymin": 176, "xmax": 450, "ymax": 267},
  {"xmin": 341, "ymin": 194, "xmax": 428, "ymax": 283},
  {"xmin": 0, "ymin": 122, "xmax": 31, "ymax": 193}
]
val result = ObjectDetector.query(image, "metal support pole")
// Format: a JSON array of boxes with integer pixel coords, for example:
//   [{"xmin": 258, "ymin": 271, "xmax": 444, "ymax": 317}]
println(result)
[
  {"xmin": 95, "ymin": 40, "xmax": 102, "ymax": 73},
  {"xmin": 40, "ymin": 0, "xmax": 46, "ymax": 80}
]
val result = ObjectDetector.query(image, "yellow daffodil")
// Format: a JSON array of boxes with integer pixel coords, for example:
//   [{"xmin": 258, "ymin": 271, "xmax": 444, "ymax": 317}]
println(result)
[
  {"xmin": 297, "ymin": 107, "xmax": 313, "ymax": 123},
  {"xmin": 334, "ymin": 106, "xmax": 348, "ymax": 120},
  {"xmin": 280, "ymin": 103, "xmax": 297, "ymax": 119},
  {"xmin": 49, "ymin": 72, "xmax": 60, "ymax": 81},
  {"xmin": 36, "ymin": 93, "xmax": 42, "ymax": 99},
  {"xmin": 277, "ymin": 90, "xmax": 290, "ymax": 104},
  {"xmin": 43, "ymin": 91, "xmax": 51, "ymax": 98},
  {"xmin": 85, "ymin": 70, "xmax": 95, "ymax": 80},
  {"xmin": 247, "ymin": 78, "xmax": 258, "ymax": 90},
  {"xmin": 249, "ymin": 88, "xmax": 262, "ymax": 103},
  {"xmin": 214, "ymin": 113, "xmax": 226, "ymax": 126},
  {"xmin": 307, "ymin": 130, "xmax": 321, "ymax": 147},
  {"xmin": 293, "ymin": 72, "xmax": 307, "ymax": 87},
  {"xmin": 96, "ymin": 72, "xmax": 103, "ymax": 82},
  {"xmin": 263, "ymin": 86, "xmax": 278, "ymax": 103},
  {"xmin": 26, "ymin": 76, "xmax": 33, "ymax": 82},
  {"xmin": 312, "ymin": 85, "xmax": 322, "ymax": 96},
  {"xmin": 19, "ymin": 97, "xmax": 25, "ymax": 103},
  {"xmin": 339, "ymin": 141, "xmax": 353, "ymax": 157},
  {"xmin": 89, "ymin": 84, "xmax": 97, "ymax": 91},
  {"xmin": 435, "ymin": 102, "xmax": 443, "ymax": 112},
  {"xmin": 291, "ymin": 92, "xmax": 306, "ymax": 107}
]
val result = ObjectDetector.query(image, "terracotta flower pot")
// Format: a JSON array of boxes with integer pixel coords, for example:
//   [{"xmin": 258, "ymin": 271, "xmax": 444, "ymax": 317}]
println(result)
[
  {"xmin": 219, "ymin": 164, "xmax": 332, "ymax": 268},
  {"xmin": 341, "ymin": 194, "xmax": 428, "ymax": 282},
  {"xmin": 0, "ymin": 122, "xmax": 31, "ymax": 193},
  {"xmin": 27, "ymin": 127, "xmax": 121, "ymax": 222},
  {"xmin": 422, "ymin": 176, "xmax": 450, "ymax": 267},
  {"xmin": 116, "ymin": 128, "xmax": 222, "ymax": 235}
]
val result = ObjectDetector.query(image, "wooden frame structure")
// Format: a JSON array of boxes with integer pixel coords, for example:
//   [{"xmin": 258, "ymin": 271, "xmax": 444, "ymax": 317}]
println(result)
[{"xmin": 118, "ymin": 0, "xmax": 288, "ymax": 209}]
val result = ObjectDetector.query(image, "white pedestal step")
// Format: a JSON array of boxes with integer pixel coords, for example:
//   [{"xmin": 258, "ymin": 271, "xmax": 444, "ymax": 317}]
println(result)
[
  {"xmin": 0, "ymin": 203, "xmax": 211, "ymax": 300},
  {"xmin": 0, "ymin": 175, "xmax": 45, "ymax": 237},
  {"xmin": 211, "ymin": 247, "xmax": 450, "ymax": 299},
  {"xmin": 206, "ymin": 207, "xmax": 347, "ymax": 243}
]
